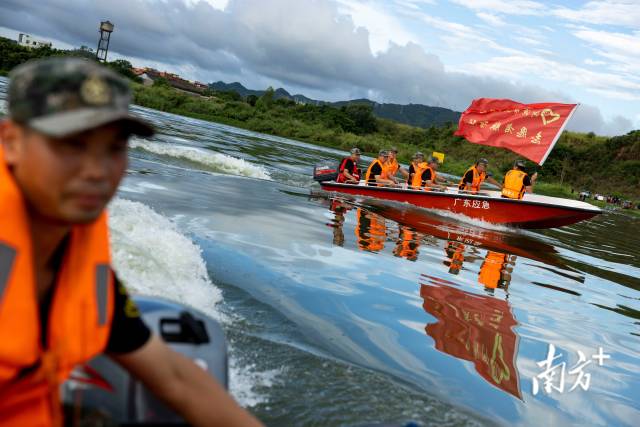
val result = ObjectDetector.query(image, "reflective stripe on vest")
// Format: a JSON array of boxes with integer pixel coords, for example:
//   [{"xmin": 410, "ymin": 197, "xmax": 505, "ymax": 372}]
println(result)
[
  {"xmin": 458, "ymin": 166, "xmax": 486, "ymax": 192},
  {"xmin": 502, "ymin": 169, "xmax": 527, "ymax": 199},
  {"xmin": 0, "ymin": 145, "xmax": 115, "ymax": 426},
  {"xmin": 0, "ymin": 243, "xmax": 16, "ymax": 303}
]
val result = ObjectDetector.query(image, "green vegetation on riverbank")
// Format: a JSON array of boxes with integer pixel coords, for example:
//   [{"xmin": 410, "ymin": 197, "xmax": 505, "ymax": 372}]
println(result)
[{"xmin": 132, "ymin": 82, "xmax": 640, "ymax": 201}]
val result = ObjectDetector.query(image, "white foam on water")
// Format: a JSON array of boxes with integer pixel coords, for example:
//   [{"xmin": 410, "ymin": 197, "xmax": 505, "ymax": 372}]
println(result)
[
  {"xmin": 434, "ymin": 209, "xmax": 518, "ymax": 233},
  {"xmin": 130, "ymin": 139, "xmax": 271, "ymax": 180},
  {"xmin": 107, "ymin": 197, "xmax": 275, "ymax": 407}
]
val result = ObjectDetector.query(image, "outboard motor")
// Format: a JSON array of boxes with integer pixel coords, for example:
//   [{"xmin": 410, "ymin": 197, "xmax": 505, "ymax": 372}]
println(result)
[
  {"xmin": 61, "ymin": 296, "xmax": 228, "ymax": 426},
  {"xmin": 313, "ymin": 160, "xmax": 340, "ymax": 182}
]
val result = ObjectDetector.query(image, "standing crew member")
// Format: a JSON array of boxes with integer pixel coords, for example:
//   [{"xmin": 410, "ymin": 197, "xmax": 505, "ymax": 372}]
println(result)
[
  {"xmin": 336, "ymin": 147, "xmax": 361, "ymax": 183},
  {"xmin": 0, "ymin": 58, "xmax": 262, "ymax": 427},
  {"xmin": 383, "ymin": 146, "xmax": 409, "ymax": 184},
  {"xmin": 365, "ymin": 150, "xmax": 395, "ymax": 186},
  {"xmin": 502, "ymin": 159, "xmax": 538, "ymax": 199},
  {"xmin": 458, "ymin": 158, "xmax": 501, "ymax": 192}
]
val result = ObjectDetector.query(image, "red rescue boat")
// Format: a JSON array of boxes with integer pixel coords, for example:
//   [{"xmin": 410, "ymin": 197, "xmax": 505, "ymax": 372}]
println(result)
[{"xmin": 318, "ymin": 181, "xmax": 601, "ymax": 229}]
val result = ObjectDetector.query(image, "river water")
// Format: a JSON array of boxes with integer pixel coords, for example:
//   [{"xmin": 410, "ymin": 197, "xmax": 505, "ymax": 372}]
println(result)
[{"xmin": 1, "ymin": 77, "xmax": 639, "ymax": 426}]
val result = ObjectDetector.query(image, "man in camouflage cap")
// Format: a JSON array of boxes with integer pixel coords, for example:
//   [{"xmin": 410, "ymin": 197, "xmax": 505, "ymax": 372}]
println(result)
[{"xmin": 0, "ymin": 58, "xmax": 262, "ymax": 427}]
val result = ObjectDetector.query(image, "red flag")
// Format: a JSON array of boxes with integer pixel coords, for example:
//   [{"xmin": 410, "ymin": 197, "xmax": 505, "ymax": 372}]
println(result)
[{"xmin": 454, "ymin": 98, "xmax": 578, "ymax": 165}]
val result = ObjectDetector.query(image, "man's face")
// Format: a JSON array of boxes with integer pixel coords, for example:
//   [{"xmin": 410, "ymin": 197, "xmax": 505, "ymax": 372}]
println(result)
[
  {"xmin": 477, "ymin": 163, "xmax": 487, "ymax": 172},
  {"xmin": 389, "ymin": 151, "xmax": 397, "ymax": 161},
  {"xmin": 351, "ymin": 153, "xmax": 360, "ymax": 161},
  {"xmin": 2, "ymin": 121, "xmax": 129, "ymax": 225},
  {"xmin": 379, "ymin": 154, "xmax": 389, "ymax": 162},
  {"xmin": 430, "ymin": 161, "xmax": 439, "ymax": 170}
]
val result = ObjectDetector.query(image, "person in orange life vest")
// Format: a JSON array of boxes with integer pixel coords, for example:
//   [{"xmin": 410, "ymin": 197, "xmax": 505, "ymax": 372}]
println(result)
[
  {"xmin": 407, "ymin": 152, "xmax": 425, "ymax": 186},
  {"xmin": 365, "ymin": 150, "xmax": 395, "ymax": 186},
  {"xmin": 0, "ymin": 58, "xmax": 262, "ymax": 427},
  {"xmin": 383, "ymin": 146, "xmax": 409, "ymax": 184},
  {"xmin": 416, "ymin": 157, "xmax": 447, "ymax": 190},
  {"xmin": 502, "ymin": 159, "xmax": 538, "ymax": 199},
  {"xmin": 458, "ymin": 158, "xmax": 501, "ymax": 193},
  {"xmin": 336, "ymin": 147, "xmax": 361, "ymax": 184}
]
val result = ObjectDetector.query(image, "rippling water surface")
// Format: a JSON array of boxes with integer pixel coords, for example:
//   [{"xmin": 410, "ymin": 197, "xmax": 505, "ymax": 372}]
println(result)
[{"xmin": 1, "ymin": 77, "xmax": 638, "ymax": 426}]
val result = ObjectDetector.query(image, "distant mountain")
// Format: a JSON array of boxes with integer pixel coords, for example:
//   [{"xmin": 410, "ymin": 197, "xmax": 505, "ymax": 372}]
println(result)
[
  {"xmin": 332, "ymin": 99, "xmax": 460, "ymax": 128},
  {"xmin": 208, "ymin": 81, "xmax": 461, "ymax": 128}
]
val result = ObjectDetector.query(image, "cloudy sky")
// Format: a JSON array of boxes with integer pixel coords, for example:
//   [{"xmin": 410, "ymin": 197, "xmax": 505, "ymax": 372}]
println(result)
[{"xmin": 1, "ymin": 0, "xmax": 638, "ymax": 135}]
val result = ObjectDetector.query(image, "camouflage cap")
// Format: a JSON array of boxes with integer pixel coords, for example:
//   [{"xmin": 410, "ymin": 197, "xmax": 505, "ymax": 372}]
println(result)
[{"xmin": 8, "ymin": 57, "xmax": 153, "ymax": 138}]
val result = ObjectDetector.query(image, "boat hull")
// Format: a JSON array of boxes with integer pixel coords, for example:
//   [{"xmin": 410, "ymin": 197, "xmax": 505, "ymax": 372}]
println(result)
[{"xmin": 319, "ymin": 182, "xmax": 601, "ymax": 229}]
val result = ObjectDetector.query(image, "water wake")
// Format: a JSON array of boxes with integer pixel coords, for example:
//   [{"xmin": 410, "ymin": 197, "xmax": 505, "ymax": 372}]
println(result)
[
  {"xmin": 108, "ymin": 197, "xmax": 274, "ymax": 407},
  {"xmin": 130, "ymin": 139, "xmax": 271, "ymax": 180}
]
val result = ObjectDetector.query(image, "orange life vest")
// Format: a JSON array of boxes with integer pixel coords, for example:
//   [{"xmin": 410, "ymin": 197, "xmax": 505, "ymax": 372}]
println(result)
[
  {"xmin": 458, "ymin": 165, "xmax": 486, "ymax": 192},
  {"xmin": 365, "ymin": 159, "xmax": 384, "ymax": 185},
  {"xmin": 411, "ymin": 164, "xmax": 435, "ymax": 190},
  {"xmin": 382, "ymin": 158, "xmax": 399, "ymax": 180},
  {"xmin": 0, "ymin": 146, "xmax": 115, "ymax": 427},
  {"xmin": 478, "ymin": 251, "xmax": 508, "ymax": 289},
  {"xmin": 502, "ymin": 169, "xmax": 528, "ymax": 199}
]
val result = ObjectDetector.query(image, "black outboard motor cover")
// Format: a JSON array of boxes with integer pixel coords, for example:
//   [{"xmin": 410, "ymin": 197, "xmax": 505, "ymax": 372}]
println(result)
[
  {"xmin": 61, "ymin": 296, "xmax": 228, "ymax": 426},
  {"xmin": 313, "ymin": 160, "xmax": 340, "ymax": 182}
]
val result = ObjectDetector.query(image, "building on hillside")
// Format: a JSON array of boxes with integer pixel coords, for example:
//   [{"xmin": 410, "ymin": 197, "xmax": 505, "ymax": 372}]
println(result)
[
  {"xmin": 18, "ymin": 33, "xmax": 52, "ymax": 49},
  {"xmin": 131, "ymin": 67, "xmax": 206, "ymax": 94}
]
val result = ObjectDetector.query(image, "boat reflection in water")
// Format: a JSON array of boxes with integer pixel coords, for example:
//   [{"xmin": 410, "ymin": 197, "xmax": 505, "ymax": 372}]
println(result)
[{"xmin": 324, "ymin": 196, "xmax": 529, "ymax": 398}]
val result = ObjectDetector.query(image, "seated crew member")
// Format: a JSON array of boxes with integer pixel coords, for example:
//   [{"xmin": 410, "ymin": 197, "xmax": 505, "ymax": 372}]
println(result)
[
  {"xmin": 407, "ymin": 152, "xmax": 426, "ymax": 187},
  {"xmin": 418, "ymin": 156, "xmax": 447, "ymax": 190},
  {"xmin": 384, "ymin": 146, "xmax": 409, "ymax": 184},
  {"xmin": 365, "ymin": 150, "xmax": 395, "ymax": 186},
  {"xmin": 336, "ymin": 147, "xmax": 361, "ymax": 183},
  {"xmin": 502, "ymin": 159, "xmax": 538, "ymax": 199},
  {"xmin": 0, "ymin": 58, "xmax": 262, "ymax": 427},
  {"xmin": 458, "ymin": 158, "xmax": 501, "ymax": 192}
]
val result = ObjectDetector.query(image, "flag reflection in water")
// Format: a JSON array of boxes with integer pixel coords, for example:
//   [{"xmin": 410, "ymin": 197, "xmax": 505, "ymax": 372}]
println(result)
[{"xmin": 420, "ymin": 276, "xmax": 522, "ymax": 399}]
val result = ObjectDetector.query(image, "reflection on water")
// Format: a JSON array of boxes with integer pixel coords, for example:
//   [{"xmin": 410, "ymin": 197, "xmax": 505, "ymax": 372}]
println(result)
[
  {"xmin": 328, "ymin": 196, "xmax": 525, "ymax": 399},
  {"xmin": 420, "ymin": 279, "xmax": 521, "ymax": 399}
]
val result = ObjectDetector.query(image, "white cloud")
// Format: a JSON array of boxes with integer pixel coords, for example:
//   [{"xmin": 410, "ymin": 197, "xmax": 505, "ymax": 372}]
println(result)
[
  {"xmin": 336, "ymin": 0, "xmax": 419, "ymax": 54},
  {"xmin": 185, "ymin": 0, "xmax": 229, "ymax": 9},
  {"xmin": 476, "ymin": 12, "xmax": 506, "ymax": 27},
  {"xmin": 553, "ymin": 1, "xmax": 640, "ymax": 27},
  {"xmin": 393, "ymin": 0, "xmax": 436, "ymax": 10},
  {"xmin": 0, "ymin": 0, "xmax": 635, "ymax": 135},
  {"xmin": 584, "ymin": 59, "xmax": 606, "ymax": 66},
  {"xmin": 416, "ymin": 12, "xmax": 524, "ymax": 56},
  {"xmin": 513, "ymin": 35, "xmax": 543, "ymax": 46},
  {"xmin": 449, "ymin": 0, "xmax": 546, "ymax": 16},
  {"xmin": 572, "ymin": 29, "xmax": 640, "ymax": 75}
]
